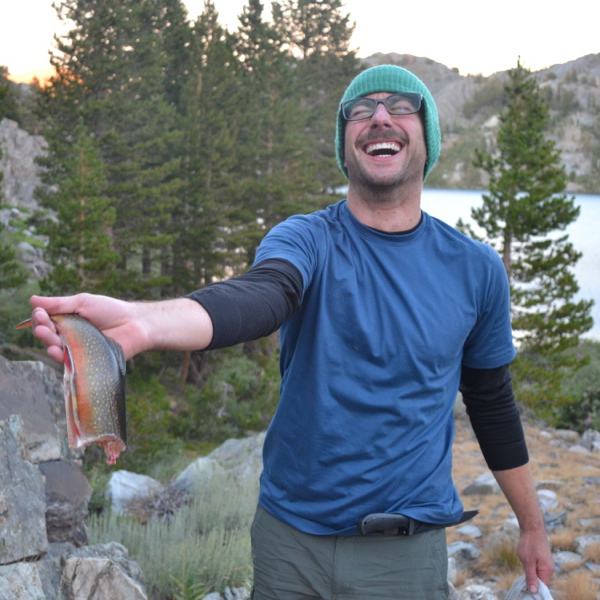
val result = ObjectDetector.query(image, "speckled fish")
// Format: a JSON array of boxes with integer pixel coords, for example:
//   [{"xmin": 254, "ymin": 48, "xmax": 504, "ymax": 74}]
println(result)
[{"xmin": 15, "ymin": 314, "xmax": 127, "ymax": 465}]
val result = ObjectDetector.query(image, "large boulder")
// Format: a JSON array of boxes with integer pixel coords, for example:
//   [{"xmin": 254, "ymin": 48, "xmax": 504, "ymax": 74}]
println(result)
[
  {"xmin": 106, "ymin": 470, "xmax": 165, "ymax": 515},
  {"xmin": 39, "ymin": 460, "xmax": 93, "ymax": 546},
  {"xmin": 0, "ymin": 356, "xmax": 67, "ymax": 463},
  {"xmin": 0, "ymin": 562, "xmax": 46, "ymax": 599},
  {"xmin": 0, "ymin": 415, "xmax": 48, "ymax": 565},
  {"xmin": 60, "ymin": 542, "xmax": 148, "ymax": 600}
]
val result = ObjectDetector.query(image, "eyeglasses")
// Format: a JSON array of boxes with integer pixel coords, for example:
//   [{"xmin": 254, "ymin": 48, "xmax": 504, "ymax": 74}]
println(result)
[{"xmin": 341, "ymin": 93, "xmax": 423, "ymax": 121}]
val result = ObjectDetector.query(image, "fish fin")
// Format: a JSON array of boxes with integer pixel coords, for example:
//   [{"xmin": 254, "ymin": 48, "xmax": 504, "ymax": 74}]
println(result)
[{"xmin": 14, "ymin": 318, "xmax": 33, "ymax": 330}]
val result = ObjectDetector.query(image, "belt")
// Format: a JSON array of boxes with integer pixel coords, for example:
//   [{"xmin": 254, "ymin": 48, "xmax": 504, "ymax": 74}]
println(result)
[{"xmin": 357, "ymin": 509, "xmax": 479, "ymax": 536}]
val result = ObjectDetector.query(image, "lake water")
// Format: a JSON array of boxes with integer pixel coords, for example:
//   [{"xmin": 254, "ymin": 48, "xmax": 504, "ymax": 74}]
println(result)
[{"xmin": 420, "ymin": 188, "xmax": 600, "ymax": 342}]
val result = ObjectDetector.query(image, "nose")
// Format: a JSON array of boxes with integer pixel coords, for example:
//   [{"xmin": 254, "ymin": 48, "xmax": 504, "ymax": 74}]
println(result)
[{"xmin": 370, "ymin": 101, "xmax": 393, "ymax": 125}]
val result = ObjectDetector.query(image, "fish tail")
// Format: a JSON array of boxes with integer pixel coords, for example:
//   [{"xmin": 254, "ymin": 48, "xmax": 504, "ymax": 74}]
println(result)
[{"xmin": 14, "ymin": 318, "xmax": 33, "ymax": 330}]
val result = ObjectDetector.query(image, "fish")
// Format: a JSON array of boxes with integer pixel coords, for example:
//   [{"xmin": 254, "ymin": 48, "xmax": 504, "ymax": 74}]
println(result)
[{"xmin": 15, "ymin": 314, "xmax": 127, "ymax": 465}]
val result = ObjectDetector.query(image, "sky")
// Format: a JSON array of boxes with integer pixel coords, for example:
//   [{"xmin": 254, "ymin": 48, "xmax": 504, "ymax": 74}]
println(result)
[{"xmin": 1, "ymin": 0, "xmax": 598, "ymax": 82}]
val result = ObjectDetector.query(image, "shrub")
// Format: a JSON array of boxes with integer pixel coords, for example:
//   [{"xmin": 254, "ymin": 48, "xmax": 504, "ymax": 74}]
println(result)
[
  {"xmin": 555, "ymin": 388, "xmax": 600, "ymax": 433},
  {"xmin": 88, "ymin": 473, "xmax": 256, "ymax": 599}
]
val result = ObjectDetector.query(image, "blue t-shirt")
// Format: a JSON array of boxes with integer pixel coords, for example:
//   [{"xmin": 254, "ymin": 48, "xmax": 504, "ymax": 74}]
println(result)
[{"xmin": 253, "ymin": 200, "xmax": 516, "ymax": 535}]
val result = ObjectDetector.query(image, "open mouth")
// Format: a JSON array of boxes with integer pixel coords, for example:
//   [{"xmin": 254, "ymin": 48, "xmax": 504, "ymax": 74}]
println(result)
[{"xmin": 364, "ymin": 141, "xmax": 403, "ymax": 157}]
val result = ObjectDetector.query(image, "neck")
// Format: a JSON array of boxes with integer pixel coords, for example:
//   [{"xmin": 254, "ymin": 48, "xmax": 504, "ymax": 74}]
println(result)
[{"xmin": 346, "ymin": 180, "xmax": 423, "ymax": 233}]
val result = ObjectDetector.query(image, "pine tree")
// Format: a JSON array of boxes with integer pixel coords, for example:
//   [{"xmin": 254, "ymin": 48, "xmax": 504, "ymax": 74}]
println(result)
[
  {"xmin": 467, "ymin": 61, "xmax": 594, "ymax": 414},
  {"xmin": 271, "ymin": 0, "xmax": 360, "ymax": 189},
  {"xmin": 36, "ymin": 120, "xmax": 120, "ymax": 295},
  {"xmin": 170, "ymin": 1, "xmax": 245, "ymax": 291},
  {"xmin": 230, "ymin": 0, "xmax": 349, "ymax": 263},
  {"xmin": 39, "ymin": 0, "xmax": 187, "ymax": 297}
]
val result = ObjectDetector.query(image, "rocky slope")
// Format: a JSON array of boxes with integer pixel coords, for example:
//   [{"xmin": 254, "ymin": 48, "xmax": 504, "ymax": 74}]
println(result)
[{"xmin": 363, "ymin": 52, "xmax": 600, "ymax": 193}]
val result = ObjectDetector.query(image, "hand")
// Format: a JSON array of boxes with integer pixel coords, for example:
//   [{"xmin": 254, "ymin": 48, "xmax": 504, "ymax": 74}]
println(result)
[
  {"xmin": 518, "ymin": 526, "xmax": 555, "ymax": 593},
  {"xmin": 29, "ymin": 294, "xmax": 147, "ymax": 362}
]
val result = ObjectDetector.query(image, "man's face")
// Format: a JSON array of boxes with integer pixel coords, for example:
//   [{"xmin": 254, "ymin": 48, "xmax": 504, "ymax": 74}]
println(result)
[{"xmin": 343, "ymin": 92, "xmax": 428, "ymax": 191}]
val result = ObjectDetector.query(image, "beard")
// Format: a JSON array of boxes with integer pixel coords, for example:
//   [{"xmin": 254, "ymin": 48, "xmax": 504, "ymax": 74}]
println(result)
[{"xmin": 345, "ymin": 131, "xmax": 426, "ymax": 195}]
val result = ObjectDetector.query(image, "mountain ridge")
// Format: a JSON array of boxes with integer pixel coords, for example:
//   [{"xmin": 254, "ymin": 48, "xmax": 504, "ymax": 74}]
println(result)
[{"xmin": 361, "ymin": 52, "xmax": 600, "ymax": 192}]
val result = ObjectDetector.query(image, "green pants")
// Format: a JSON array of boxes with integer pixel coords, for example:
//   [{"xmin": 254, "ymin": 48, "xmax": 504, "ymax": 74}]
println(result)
[{"xmin": 251, "ymin": 505, "xmax": 449, "ymax": 600}]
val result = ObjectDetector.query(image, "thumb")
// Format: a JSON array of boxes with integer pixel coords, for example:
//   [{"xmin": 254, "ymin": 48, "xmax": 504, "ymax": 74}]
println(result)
[{"xmin": 525, "ymin": 569, "xmax": 539, "ymax": 595}]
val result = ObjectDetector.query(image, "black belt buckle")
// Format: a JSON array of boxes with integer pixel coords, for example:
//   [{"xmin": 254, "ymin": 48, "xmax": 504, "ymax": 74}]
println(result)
[
  {"xmin": 357, "ymin": 513, "xmax": 415, "ymax": 536},
  {"xmin": 357, "ymin": 509, "xmax": 479, "ymax": 536}
]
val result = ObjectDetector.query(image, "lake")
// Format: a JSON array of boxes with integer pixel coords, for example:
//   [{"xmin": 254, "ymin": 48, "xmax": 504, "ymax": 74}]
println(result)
[{"xmin": 420, "ymin": 188, "xmax": 600, "ymax": 342}]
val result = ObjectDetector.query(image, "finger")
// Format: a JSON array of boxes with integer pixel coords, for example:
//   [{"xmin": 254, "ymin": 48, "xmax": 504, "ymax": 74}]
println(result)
[
  {"xmin": 30, "ymin": 308, "xmax": 64, "ymax": 358},
  {"xmin": 525, "ymin": 567, "xmax": 539, "ymax": 594},
  {"xmin": 31, "ymin": 307, "xmax": 55, "ymax": 330},
  {"xmin": 30, "ymin": 294, "xmax": 83, "ymax": 315},
  {"xmin": 46, "ymin": 344, "xmax": 65, "ymax": 364}
]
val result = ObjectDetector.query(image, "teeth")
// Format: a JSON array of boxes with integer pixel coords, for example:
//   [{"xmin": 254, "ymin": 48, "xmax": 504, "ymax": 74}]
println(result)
[{"xmin": 366, "ymin": 142, "xmax": 401, "ymax": 156}]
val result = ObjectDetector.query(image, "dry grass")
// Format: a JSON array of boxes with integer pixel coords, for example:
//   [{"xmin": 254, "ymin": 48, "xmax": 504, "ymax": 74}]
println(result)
[
  {"xmin": 450, "ymin": 413, "xmax": 600, "ymax": 597},
  {"xmin": 554, "ymin": 571, "xmax": 599, "ymax": 600},
  {"xmin": 584, "ymin": 543, "xmax": 600, "ymax": 564},
  {"xmin": 478, "ymin": 539, "xmax": 522, "ymax": 577},
  {"xmin": 550, "ymin": 529, "xmax": 579, "ymax": 552}
]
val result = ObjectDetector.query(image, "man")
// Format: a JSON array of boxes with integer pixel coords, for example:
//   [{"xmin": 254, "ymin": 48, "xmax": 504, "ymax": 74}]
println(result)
[{"xmin": 29, "ymin": 65, "xmax": 553, "ymax": 599}]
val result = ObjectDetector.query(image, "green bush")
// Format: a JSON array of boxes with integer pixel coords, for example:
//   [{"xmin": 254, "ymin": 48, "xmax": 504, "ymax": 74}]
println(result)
[
  {"xmin": 552, "ymin": 340, "xmax": 600, "ymax": 432},
  {"xmin": 555, "ymin": 388, "xmax": 600, "ymax": 433},
  {"xmin": 88, "ymin": 473, "xmax": 256, "ymax": 599},
  {"xmin": 177, "ymin": 344, "xmax": 280, "ymax": 444}
]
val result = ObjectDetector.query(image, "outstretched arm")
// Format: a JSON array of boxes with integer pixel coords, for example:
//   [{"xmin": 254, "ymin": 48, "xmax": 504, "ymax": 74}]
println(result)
[
  {"xmin": 28, "ymin": 258, "xmax": 303, "ymax": 363},
  {"xmin": 29, "ymin": 294, "xmax": 213, "ymax": 363}
]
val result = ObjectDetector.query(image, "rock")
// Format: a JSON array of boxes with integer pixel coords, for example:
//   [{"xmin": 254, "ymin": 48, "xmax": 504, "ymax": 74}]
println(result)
[
  {"xmin": 543, "ymin": 510, "xmax": 567, "ymax": 531},
  {"xmin": 535, "ymin": 480, "xmax": 562, "ymax": 491},
  {"xmin": 173, "ymin": 456, "xmax": 229, "ymax": 494},
  {"xmin": 456, "ymin": 524, "xmax": 482, "ymax": 539},
  {"xmin": 0, "ymin": 542, "xmax": 77, "ymax": 600},
  {"xmin": 581, "ymin": 429, "xmax": 600, "ymax": 453},
  {"xmin": 201, "ymin": 586, "xmax": 251, "ymax": 600},
  {"xmin": 106, "ymin": 470, "xmax": 165, "ymax": 515},
  {"xmin": 0, "ymin": 415, "xmax": 48, "ymax": 564},
  {"xmin": 447, "ymin": 541, "xmax": 481, "ymax": 560},
  {"xmin": 586, "ymin": 561, "xmax": 600, "ymax": 575},
  {"xmin": 38, "ymin": 542, "xmax": 77, "ymax": 598},
  {"xmin": 463, "ymin": 472, "xmax": 501, "ymax": 496},
  {"xmin": 459, "ymin": 583, "xmax": 498, "ymax": 599},
  {"xmin": 568, "ymin": 444, "xmax": 591, "ymax": 454},
  {"xmin": 536, "ymin": 489, "xmax": 559, "ymax": 510},
  {"xmin": 208, "ymin": 433, "xmax": 265, "ymax": 484},
  {"xmin": 0, "ymin": 356, "xmax": 65, "ymax": 463},
  {"xmin": 447, "ymin": 557, "xmax": 458, "ymax": 584},
  {"xmin": 553, "ymin": 429, "xmax": 581, "ymax": 444},
  {"xmin": 579, "ymin": 518, "xmax": 600, "ymax": 531},
  {"xmin": 223, "ymin": 586, "xmax": 251, "ymax": 600},
  {"xmin": 553, "ymin": 550, "xmax": 583, "ymax": 572},
  {"xmin": 487, "ymin": 518, "xmax": 521, "ymax": 548},
  {"xmin": 39, "ymin": 460, "xmax": 93, "ymax": 546},
  {"xmin": 583, "ymin": 476, "xmax": 600, "ymax": 486},
  {"xmin": 447, "ymin": 581, "xmax": 460, "ymax": 600},
  {"xmin": 574, "ymin": 535, "xmax": 600, "ymax": 555},
  {"xmin": 0, "ymin": 118, "xmax": 46, "ymax": 211},
  {"xmin": 61, "ymin": 542, "xmax": 148, "ymax": 600},
  {"xmin": 0, "ymin": 562, "xmax": 46, "ymax": 599}
]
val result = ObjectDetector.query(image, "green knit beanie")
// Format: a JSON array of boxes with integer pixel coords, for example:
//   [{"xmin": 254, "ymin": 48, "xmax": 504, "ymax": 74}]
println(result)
[{"xmin": 336, "ymin": 64, "xmax": 441, "ymax": 181}]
